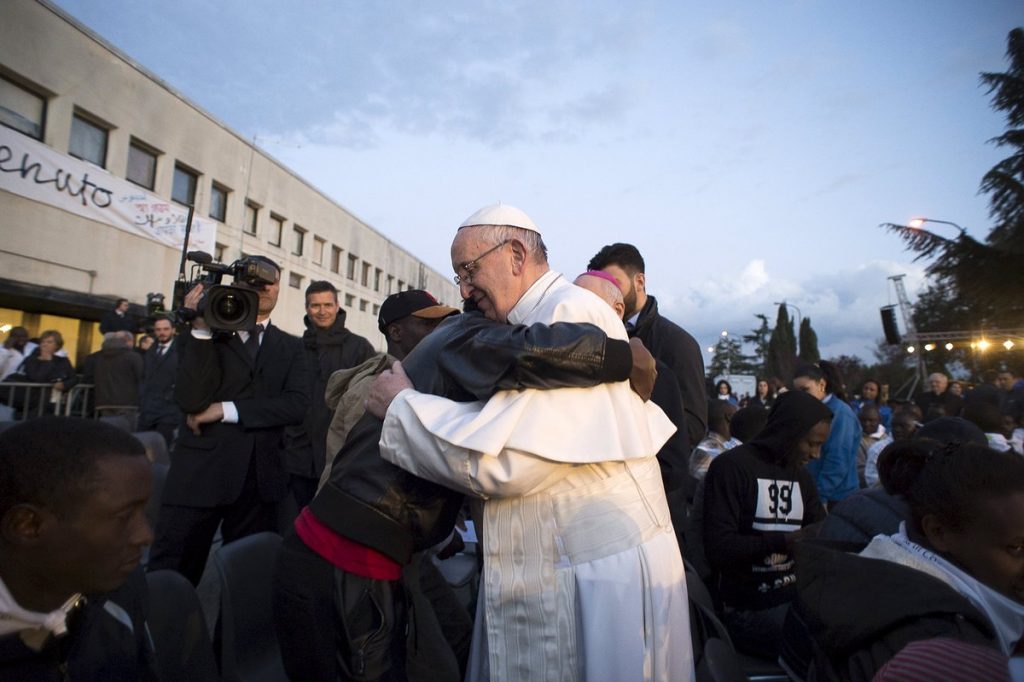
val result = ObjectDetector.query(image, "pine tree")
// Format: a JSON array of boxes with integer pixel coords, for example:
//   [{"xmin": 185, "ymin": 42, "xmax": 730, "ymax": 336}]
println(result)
[
  {"xmin": 743, "ymin": 313, "xmax": 771, "ymax": 377},
  {"xmin": 883, "ymin": 28, "xmax": 1024, "ymax": 327},
  {"xmin": 766, "ymin": 305, "xmax": 797, "ymax": 381},
  {"xmin": 707, "ymin": 335, "xmax": 755, "ymax": 379},
  {"xmin": 798, "ymin": 317, "xmax": 821, "ymax": 364}
]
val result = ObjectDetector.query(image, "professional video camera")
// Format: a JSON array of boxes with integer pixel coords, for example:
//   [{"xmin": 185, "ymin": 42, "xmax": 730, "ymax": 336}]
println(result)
[{"xmin": 171, "ymin": 251, "xmax": 277, "ymax": 332}]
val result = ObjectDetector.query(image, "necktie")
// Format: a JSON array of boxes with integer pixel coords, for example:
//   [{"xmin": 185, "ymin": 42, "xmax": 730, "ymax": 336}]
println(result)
[
  {"xmin": 245, "ymin": 324, "xmax": 264, "ymax": 360},
  {"xmin": 157, "ymin": 344, "xmax": 167, "ymax": 356}
]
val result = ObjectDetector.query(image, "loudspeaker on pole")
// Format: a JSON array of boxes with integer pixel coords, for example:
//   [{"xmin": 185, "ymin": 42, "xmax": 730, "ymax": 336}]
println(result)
[{"xmin": 880, "ymin": 306, "xmax": 901, "ymax": 345}]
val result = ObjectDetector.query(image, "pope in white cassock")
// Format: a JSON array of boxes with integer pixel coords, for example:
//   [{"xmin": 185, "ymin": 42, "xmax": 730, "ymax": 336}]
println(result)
[{"xmin": 366, "ymin": 204, "xmax": 694, "ymax": 682}]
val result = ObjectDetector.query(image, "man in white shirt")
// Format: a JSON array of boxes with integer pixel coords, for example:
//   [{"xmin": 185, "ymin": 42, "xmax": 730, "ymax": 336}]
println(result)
[{"xmin": 148, "ymin": 257, "xmax": 308, "ymax": 585}]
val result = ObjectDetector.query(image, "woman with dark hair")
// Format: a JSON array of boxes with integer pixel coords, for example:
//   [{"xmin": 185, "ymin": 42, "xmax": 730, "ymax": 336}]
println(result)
[
  {"xmin": 702, "ymin": 390, "xmax": 832, "ymax": 657},
  {"xmin": 852, "ymin": 379, "xmax": 892, "ymax": 430},
  {"xmin": 19, "ymin": 330, "xmax": 77, "ymax": 415},
  {"xmin": 787, "ymin": 443, "xmax": 1024, "ymax": 680},
  {"xmin": 750, "ymin": 378, "xmax": 775, "ymax": 410},
  {"xmin": 715, "ymin": 379, "xmax": 738, "ymax": 406},
  {"xmin": 794, "ymin": 361, "xmax": 861, "ymax": 509}
]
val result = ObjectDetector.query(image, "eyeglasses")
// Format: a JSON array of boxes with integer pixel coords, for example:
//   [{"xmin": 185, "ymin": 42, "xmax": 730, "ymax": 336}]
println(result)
[{"xmin": 453, "ymin": 240, "xmax": 509, "ymax": 286}]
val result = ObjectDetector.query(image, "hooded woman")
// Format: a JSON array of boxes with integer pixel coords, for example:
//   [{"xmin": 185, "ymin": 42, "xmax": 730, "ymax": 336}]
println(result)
[
  {"xmin": 702, "ymin": 390, "xmax": 833, "ymax": 658},
  {"xmin": 785, "ymin": 442, "xmax": 1024, "ymax": 680}
]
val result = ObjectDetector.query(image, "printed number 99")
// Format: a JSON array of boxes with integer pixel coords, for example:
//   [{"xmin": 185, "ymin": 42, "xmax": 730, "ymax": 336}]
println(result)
[{"xmin": 768, "ymin": 483, "xmax": 793, "ymax": 516}]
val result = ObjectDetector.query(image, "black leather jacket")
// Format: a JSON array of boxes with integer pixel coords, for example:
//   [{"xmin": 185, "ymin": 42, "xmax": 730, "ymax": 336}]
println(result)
[{"xmin": 309, "ymin": 311, "xmax": 633, "ymax": 563}]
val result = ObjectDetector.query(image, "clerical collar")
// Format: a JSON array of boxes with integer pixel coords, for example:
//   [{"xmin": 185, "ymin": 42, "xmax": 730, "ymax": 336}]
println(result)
[{"xmin": 508, "ymin": 271, "xmax": 561, "ymax": 326}]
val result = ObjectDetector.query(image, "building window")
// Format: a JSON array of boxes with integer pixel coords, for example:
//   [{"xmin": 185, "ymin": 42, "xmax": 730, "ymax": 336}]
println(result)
[
  {"xmin": 387, "ymin": 275, "xmax": 394, "ymax": 294},
  {"xmin": 361, "ymin": 263, "xmax": 372, "ymax": 287},
  {"xmin": 0, "ymin": 75, "xmax": 46, "ymax": 140},
  {"xmin": 288, "ymin": 272, "xmax": 303, "ymax": 289},
  {"xmin": 292, "ymin": 225, "xmax": 306, "ymax": 256},
  {"xmin": 125, "ymin": 140, "xmax": 157, "ymax": 189},
  {"xmin": 330, "ymin": 246, "xmax": 342, "ymax": 273},
  {"xmin": 171, "ymin": 164, "xmax": 198, "ymax": 206},
  {"xmin": 68, "ymin": 113, "xmax": 107, "ymax": 168},
  {"xmin": 268, "ymin": 214, "xmax": 284, "ymax": 247},
  {"xmin": 244, "ymin": 201, "xmax": 259, "ymax": 235},
  {"xmin": 374, "ymin": 268, "xmax": 382, "ymax": 292},
  {"xmin": 398, "ymin": 280, "xmax": 404, "ymax": 292},
  {"xmin": 347, "ymin": 254, "xmax": 358, "ymax": 281},
  {"xmin": 313, "ymin": 237, "xmax": 326, "ymax": 266},
  {"xmin": 214, "ymin": 243, "xmax": 227, "ymax": 262},
  {"xmin": 359, "ymin": 299, "xmax": 369, "ymax": 312},
  {"xmin": 344, "ymin": 293, "xmax": 355, "ymax": 307},
  {"xmin": 372, "ymin": 304, "xmax": 380, "ymax": 316},
  {"xmin": 209, "ymin": 183, "xmax": 229, "ymax": 222}
]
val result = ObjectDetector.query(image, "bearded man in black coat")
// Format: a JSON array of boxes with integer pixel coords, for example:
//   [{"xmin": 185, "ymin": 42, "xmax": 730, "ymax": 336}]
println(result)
[{"xmin": 282, "ymin": 281, "xmax": 376, "ymax": 509}]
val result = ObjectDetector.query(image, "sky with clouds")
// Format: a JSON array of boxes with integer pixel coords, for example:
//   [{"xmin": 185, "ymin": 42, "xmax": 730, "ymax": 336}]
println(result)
[{"xmin": 52, "ymin": 0, "xmax": 1024, "ymax": 362}]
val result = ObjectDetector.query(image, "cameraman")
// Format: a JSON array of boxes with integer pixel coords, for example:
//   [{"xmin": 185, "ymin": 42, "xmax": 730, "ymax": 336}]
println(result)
[{"xmin": 148, "ymin": 256, "xmax": 309, "ymax": 585}]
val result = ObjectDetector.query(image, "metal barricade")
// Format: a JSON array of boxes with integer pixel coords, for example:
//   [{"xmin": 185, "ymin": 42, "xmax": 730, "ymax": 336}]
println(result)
[
  {"xmin": 63, "ymin": 383, "xmax": 95, "ymax": 418},
  {"xmin": 0, "ymin": 382, "xmax": 63, "ymax": 420},
  {"xmin": 0, "ymin": 382, "xmax": 95, "ymax": 422}
]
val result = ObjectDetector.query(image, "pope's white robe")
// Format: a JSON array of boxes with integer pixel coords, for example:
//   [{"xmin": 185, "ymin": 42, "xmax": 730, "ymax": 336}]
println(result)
[{"xmin": 380, "ymin": 271, "xmax": 694, "ymax": 682}]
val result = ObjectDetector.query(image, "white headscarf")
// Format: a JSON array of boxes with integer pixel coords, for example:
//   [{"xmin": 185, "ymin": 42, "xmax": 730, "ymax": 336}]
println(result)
[
  {"xmin": 861, "ymin": 524, "xmax": 1024, "ymax": 656},
  {"xmin": 0, "ymin": 576, "xmax": 81, "ymax": 651}
]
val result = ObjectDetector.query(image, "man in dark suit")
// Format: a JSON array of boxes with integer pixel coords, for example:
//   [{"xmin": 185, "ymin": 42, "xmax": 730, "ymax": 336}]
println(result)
[
  {"xmin": 99, "ymin": 298, "xmax": 136, "ymax": 334},
  {"xmin": 137, "ymin": 317, "xmax": 181, "ymax": 447},
  {"xmin": 148, "ymin": 257, "xmax": 308, "ymax": 585},
  {"xmin": 588, "ymin": 243, "xmax": 708, "ymax": 446}
]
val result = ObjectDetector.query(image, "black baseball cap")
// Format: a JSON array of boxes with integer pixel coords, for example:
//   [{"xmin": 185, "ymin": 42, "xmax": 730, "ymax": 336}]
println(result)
[{"xmin": 378, "ymin": 290, "xmax": 459, "ymax": 332}]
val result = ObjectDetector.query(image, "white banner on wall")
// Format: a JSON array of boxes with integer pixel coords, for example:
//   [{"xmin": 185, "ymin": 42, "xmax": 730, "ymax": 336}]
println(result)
[{"xmin": 0, "ymin": 126, "xmax": 216, "ymax": 253}]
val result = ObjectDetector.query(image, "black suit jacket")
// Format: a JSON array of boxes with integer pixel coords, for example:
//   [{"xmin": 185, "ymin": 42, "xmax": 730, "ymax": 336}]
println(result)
[
  {"xmin": 649, "ymin": 358, "xmax": 692, "ymax": 539},
  {"xmin": 99, "ymin": 310, "xmax": 136, "ymax": 334},
  {"xmin": 162, "ymin": 324, "xmax": 309, "ymax": 508},
  {"xmin": 139, "ymin": 340, "xmax": 181, "ymax": 425},
  {"xmin": 632, "ymin": 295, "xmax": 708, "ymax": 446}
]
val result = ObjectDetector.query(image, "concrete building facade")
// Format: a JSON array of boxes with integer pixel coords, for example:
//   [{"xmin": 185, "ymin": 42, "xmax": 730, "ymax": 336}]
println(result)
[{"xmin": 0, "ymin": 0, "xmax": 458, "ymax": 365}]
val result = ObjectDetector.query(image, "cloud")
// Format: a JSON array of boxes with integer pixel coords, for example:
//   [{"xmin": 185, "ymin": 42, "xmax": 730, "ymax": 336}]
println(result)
[
  {"xmin": 250, "ymin": 1, "xmax": 652, "ymax": 148},
  {"xmin": 56, "ymin": 0, "xmax": 653, "ymax": 148},
  {"xmin": 656, "ymin": 258, "xmax": 928, "ymax": 363},
  {"xmin": 690, "ymin": 19, "xmax": 752, "ymax": 62}
]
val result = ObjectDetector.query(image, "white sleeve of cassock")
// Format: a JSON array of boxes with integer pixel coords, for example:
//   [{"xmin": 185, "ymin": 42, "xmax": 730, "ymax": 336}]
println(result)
[{"xmin": 380, "ymin": 389, "xmax": 567, "ymax": 499}]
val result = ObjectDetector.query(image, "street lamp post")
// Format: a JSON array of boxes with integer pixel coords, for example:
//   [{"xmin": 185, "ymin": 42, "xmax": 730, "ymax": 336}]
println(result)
[
  {"xmin": 722, "ymin": 330, "xmax": 731, "ymax": 375},
  {"xmin": 907, "ymin": 217, "xmax": 967, "ymax": 237}
]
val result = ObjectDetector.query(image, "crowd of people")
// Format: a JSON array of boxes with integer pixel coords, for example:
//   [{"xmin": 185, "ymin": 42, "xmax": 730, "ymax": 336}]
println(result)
[{"xmin": 1, "ymin": 203, "xmax": 1023, "ymax": 681}]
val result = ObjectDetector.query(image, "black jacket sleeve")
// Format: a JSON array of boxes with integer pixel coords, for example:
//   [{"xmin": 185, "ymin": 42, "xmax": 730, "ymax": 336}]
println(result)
[
  {"xmin": 650, "ymin": 363, "xmax": 690, "ymax": 496},
  {"xmin": 435, "ymin": 316, "xmax": 632, "ymax": 401}
]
